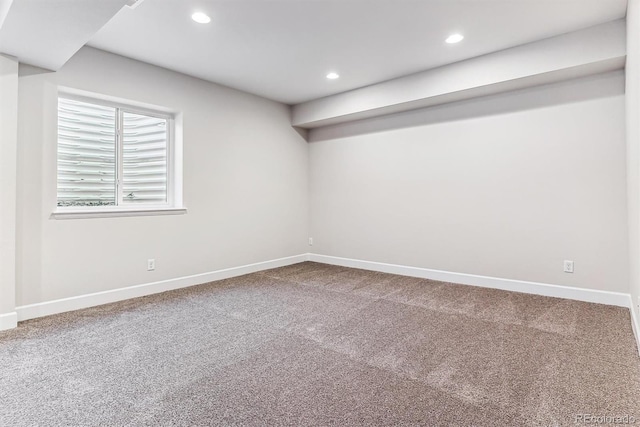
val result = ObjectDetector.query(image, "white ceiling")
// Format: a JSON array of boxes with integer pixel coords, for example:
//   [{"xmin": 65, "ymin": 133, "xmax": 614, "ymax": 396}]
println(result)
[
  {"xmin": 1, "ymin": 0, "xmax": 627, "ymax": 104},
  {"xmin": 88, "ymin": 0, "xmax": 628, "ymax": 104},
  {"xmin": 0, "ymin": 0, "xmax": 129, "ymax": 70}
]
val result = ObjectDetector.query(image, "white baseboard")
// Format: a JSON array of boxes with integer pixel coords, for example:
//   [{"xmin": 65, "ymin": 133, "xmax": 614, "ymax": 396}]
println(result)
[
  {"xmin": 630, "ymin": 299, "xmax": 640, "ymax": 356},
  {"xmin": 10, "ymin": 252, "xmax": 640, "ymax": 356},
  {"xmin": 0, "ymin": 312, "xmax": 17, "ymax": 331},
  {"xmin": 310, "ymin": 253, "xmax": 639, "ymax": 356},
  {"xmin": 15, "ymin": 254, "xmax": 308, "ymax": 323},
  {"xmin": 308, "ymin": 253, "xmax": 631, "ymax": 307}
]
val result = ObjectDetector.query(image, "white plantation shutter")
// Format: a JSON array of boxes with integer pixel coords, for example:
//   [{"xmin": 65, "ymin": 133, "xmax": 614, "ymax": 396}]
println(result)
[
  {"xmin": 57, "ymin": 97, "xmax": 171, "ymax": 208},
  {"xmin": 121, "ymin": 111, "xmax": 168, "ymax": 205},
  {"xmin": 57, "ymin": 98, "xmax": 117, "ymax": 206}
]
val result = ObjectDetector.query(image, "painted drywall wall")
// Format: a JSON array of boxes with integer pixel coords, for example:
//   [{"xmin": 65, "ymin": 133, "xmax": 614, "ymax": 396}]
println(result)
[
  {"xmin": 0, "ymin": 54, "xmax": 18, "ymax": 329},
  {"xmin": 309, "ymin": 71, "xmax": 628, "ymax": 293},
  {"xmin": 627, "ymin": 0, "xmax": 640, "ymax": 337},
  {"xmin": 16, "ymin": 47, "xmax": 308, "ymax": 306}
]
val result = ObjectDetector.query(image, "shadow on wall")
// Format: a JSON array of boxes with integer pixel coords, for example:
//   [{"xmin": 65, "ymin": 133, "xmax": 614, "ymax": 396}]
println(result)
[
  {"xmin": 18, "ymin": 64, "xmax": 54, "ymax": 77},
  {"xmin": 308, "ymin": 70, "xmax": 624, "ymax": 142}
]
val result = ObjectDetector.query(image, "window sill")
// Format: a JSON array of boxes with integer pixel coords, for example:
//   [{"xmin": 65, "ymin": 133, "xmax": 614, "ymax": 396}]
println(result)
[{"xmin": 51, "ymin": 207, "xmax": 187, "ymax": 220}]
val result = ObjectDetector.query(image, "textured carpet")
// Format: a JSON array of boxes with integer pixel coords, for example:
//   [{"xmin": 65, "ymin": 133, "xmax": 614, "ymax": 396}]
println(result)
[{"xmin": 1, "ymin": 262, "xmax": 639, "ymax": 426}]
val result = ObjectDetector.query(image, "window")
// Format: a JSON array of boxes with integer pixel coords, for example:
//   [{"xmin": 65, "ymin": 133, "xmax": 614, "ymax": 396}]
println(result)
[{"xmin": 55, "ymin": 95, "xmax": 183, "ymax": 217}]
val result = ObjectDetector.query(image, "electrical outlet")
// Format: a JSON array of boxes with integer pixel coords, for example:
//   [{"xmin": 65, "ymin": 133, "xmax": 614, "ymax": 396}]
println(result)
[
  {"xmin": 147, "ymin": 259, "xmax": 155, "ymax": 271},
  {"xmin": 309, "ymin": 237, "xmax": 313, "ymax": 246},
  {"xmin": 563, "ymin": 260, "xmax": 574, "ymax": 273}
]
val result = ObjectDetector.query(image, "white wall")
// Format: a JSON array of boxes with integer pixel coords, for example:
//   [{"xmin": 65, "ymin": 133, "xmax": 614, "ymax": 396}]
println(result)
[
  {"xmin": 627, "ymin": 0, "xmax": 640, "ymax": 337},
  {"xmin": 10, "ymin": 41, "xmax": 633, "ymax": 318},
  {"xmin": 16, "ymin": 47, "xmax": 308, "ymax": 306},
  {"xmin": 309, "ymin": 71, "xmax": 629, "ymax": 293},
  {"xmin": 0, "ymin": 54, "xmax": 18, "ymax": 330}
]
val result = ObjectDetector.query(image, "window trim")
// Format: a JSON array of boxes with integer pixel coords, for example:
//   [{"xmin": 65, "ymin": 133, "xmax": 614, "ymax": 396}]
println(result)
[
  {"xmin": 51, "ymin": 207, "xmax": 187, "ymax": 220},
  {"xmin": 54, "ymin": 90, "xmax": 184, "ymax": 218}
]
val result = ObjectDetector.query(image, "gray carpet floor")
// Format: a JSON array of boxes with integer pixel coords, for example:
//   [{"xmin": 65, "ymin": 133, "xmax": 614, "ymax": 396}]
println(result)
[{"xmin": 1, "ymin": 261, "xmax": 639, "ymax": 426}]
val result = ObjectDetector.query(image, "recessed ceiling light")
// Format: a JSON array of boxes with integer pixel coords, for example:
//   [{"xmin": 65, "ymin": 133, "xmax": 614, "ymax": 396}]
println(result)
[
  {"xmin": 326, "ymin": 72, "xmax": 340, "ymax": 80},
  {"xmin": 192, "ymin": 12, "xmax": 211, "ymax": 24},
  {"xmin": 445, "ymin": 34, "xmax": 464, "ymax": 44}
]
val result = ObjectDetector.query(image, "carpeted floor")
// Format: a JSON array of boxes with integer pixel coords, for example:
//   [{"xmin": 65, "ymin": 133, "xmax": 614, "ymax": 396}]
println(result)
[{"xmin": 1, "ymin": 262, "xmax": 639, "ymax": 426}]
